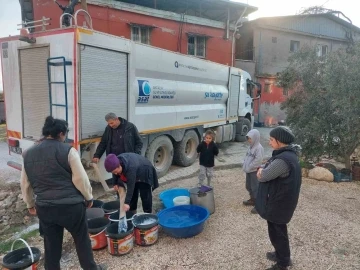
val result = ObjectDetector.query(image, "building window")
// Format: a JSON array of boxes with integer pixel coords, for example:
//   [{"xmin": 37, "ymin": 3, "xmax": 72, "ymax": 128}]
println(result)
[
  {"xmin": 272, "ymin": 37, "xmax": 277, "ymax": 43},
  {"xmin": 317, "ymin": 44, "xmax": 328, "ymax": 57},
  {"xmin": 264, "ymin": 83, "xmax": 272, "ymax": 93},
  {"xmin": 290, "ymin": 40, "xmax": 300, "ymax": 52},
  {"xmin": 188, "ymin": 36, "xmax": 206, "ymax": 58},
  {"xmin": 131, "ymin": 26, "xmax": 150, "ymax": 44}
]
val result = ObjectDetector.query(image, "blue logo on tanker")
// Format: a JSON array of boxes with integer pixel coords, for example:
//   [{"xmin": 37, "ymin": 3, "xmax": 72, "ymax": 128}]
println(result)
[
  {"xmin": 138, "ymin": 80, "xmax": 151, "ymax": 103},
  {"xmin": 205, "ymin": 92, "xmax": 223, "ymax": 100}
]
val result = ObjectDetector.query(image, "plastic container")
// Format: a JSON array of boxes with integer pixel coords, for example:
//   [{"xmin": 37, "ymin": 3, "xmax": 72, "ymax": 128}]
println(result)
[
  {"xmin": 157, "ymin": 205, "xmax": 209, "ymax": 238},
  {"xmin": 132, "ymin": 214, "xmax": 159, "ymax": 246},
  {"xmin": 159, "ymin": 188, "xmax": 190, "ymax": 208},
  {"xmin": 173, "ymin": 196, "xmax": 190, "ymax": 206},
  {"xmin": 91, "ymin": 200, "xmax": 104, "ymax": 209},
  {"xmin": 2, "ymin": 239, "xmax": 41, "ymax": 270},
  {"xmin": 189, "ymin": 186, "xmax": 215, "ymax": 214},
  {"xmin": 106, "ymin": 221, "xmax": 134, "ymax": 256},
  {"xmin": 86, "ymin": 208, "xmax": 105, "ymax": 221},
  {"xmin": 109, "ymin": 211, "xmax": 134, "ymax": 223},
  {"xmin": 333, "ymin": 169, "xmax": 352, "ymax": 182},
  {"xmin": 102, "ymin": 201, "xmax": 120, "ymax": 218},
  {"xmin": 88, "ymin": 217, "xmax": 110, "ymax": 250}
]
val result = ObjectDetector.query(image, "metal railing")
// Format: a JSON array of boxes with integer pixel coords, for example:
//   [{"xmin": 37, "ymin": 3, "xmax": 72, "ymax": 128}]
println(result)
[
  {"xmin": 17, "ymin": 16, "xmax": 51, "ymax": 32},
  {"xmin": 59, "ymin": 9, "xmax": 93, "ymax": 29}
]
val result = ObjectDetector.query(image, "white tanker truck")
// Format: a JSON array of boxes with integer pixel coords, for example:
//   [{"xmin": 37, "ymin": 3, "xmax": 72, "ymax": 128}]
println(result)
[{"xmin": 1, "ymin": 19, "xmax": 260, "ymax": 190}]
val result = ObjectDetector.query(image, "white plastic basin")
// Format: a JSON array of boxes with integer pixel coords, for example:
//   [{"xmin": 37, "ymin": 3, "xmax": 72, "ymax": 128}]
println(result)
[{"xmin": 173, "ymin": 196, "xmax": 190, "ymax": 206}]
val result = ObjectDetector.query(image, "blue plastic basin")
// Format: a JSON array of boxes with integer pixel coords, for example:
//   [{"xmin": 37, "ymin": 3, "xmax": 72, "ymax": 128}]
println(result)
[
  {"xmin": 157, "ymin": 205, "xmax": 210, "ymax": 238},
  {"xmin": 159, "ymin": 188, "xmax": 190, "ymax": 208}
]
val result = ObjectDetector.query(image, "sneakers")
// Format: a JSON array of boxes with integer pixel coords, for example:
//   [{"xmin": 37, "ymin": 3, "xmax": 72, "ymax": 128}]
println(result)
[
  {"xmin": 242, "ymin": 198, "xmax": 255, "ymax": 206},
  {"xmin": 266, "ymin": 252, "xmax": 293, "ymax": 266},
  {"xmin": 265, "ymin": 264, "xmax": 288, "ymax": 270},
  {"xmin": 250, "ymin": 207, "xmax": 258, "ymax": 214}
]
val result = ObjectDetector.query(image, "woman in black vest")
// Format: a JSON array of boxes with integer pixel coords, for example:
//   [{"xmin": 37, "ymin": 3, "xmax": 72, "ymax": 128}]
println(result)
[
  {"xmin": 20, "ymin": 116, "xmax": 105, "ymax": 270},
  {"xmin": 255, "ymin": 127, "xmax": 302, "ymax": 270}
]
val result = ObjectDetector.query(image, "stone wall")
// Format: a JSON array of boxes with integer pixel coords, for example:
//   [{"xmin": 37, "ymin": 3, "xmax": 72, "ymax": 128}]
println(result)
[{"xmin": 0, "ymin": 190, "xmax": 30, "ymax": 233}]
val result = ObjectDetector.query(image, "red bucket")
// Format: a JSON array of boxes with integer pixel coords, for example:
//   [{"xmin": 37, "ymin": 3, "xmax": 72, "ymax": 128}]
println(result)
[
  {"xmin": 90, "ymin": 229, "xmax": 107, "ymax": 250},
  {"xmin": 86, "ymin": 208, "xmax": 105, "ymax": 221},
  {"xmin": 132, "ymin": 214, "xmax": 159, "ymax": 246},
  {"xmin": 102, "ymin": 201, "xmax": 119, "ymax": 219},
  {"xmin": 106, "ymin": 222, "xmax": 134, "ymax": 256},
  {"xmin": 88, "ymin": 218, "xmax": 110, "ymax": 250},
  {"xmin": 134, "ymin": 225, "xmax": 159, "ymax": 246}
]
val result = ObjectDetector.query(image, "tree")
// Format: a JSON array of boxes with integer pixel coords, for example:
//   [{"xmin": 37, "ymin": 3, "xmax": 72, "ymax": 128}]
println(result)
[
  {"xmin": 278, "ymin": 44, "xmax": 360, "ymax": 168},
  {"xmin": 299, "ymin": 6, "xmax": 334, "ymax": 15}
]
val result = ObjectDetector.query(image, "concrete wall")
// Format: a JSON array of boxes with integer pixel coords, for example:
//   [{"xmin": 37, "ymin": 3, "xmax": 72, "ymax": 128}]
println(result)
[
  {"xmin": 253, "ymin": 28, "xmax": 348, "ymax": 75},
  {"xmin": 235, "ymin": 60, "xmax": 256, "ymax": 80}
]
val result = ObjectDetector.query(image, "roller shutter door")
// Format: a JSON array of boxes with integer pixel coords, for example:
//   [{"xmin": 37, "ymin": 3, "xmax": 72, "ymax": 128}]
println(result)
[
  {"xmin": 228, "ymin": 75, "xmax": 240, "ymax": 118},
  {"xmin": 80, "ymin": 45, "xmax": 128, "ymax": 139},
  {"xmin": 19, "ymin": 46, "xmax": 50, "ymax": 140}
]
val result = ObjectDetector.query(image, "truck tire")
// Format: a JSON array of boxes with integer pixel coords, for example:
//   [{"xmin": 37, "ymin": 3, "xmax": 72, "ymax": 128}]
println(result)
[
  {"xmin": 235, "ymin": 134, "xmax": 247, "ymax": 142},
  {"xmin": 235, "ymin": 121, "xmax": 243, "ymax": 134},
  {"xmin": 230, "ymin": 123, "xmax": 236, "ymax": 141},
  {"xmin": 174, "ymin": 130, "xmax": 199, "ymax": 167},
  {"xmin": 145, "ymin": 136, "xmax": 173, "ymax": 178},
  {"xmin": 241, "ymin": 118, "xmax": 252, "ymax": 136},
  {"xmin": 235, "ymin": 118, "xmax": 252, "ymax": 136}
]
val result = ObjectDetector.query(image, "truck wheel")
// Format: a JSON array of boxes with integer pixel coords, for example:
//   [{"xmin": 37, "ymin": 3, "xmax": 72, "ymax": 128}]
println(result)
[
  {"xmin": 174, "ymin": 130, "xmax": 199, "ymax": 167},
  {"xmin": 241, "ymin": 118, "xmax": 251, "ymax": 136},
  {"xmin": 235, "ymin": 121, "xmax": 243, "ymax": 134},
  {"xmin": 230, "ymin": 123, "xmax": 236, "ymax": 141},
  {"xmin": 235, "ymin": 134, "xmax": 247, "ymax": 142},
  {"xmin": 145, "ymin": 136, "xmax": 173, "ymax": 178}
]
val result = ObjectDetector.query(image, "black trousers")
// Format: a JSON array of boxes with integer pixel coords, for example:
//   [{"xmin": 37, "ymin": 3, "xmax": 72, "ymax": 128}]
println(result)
[
  {"xmin": 267, "ymin": 221, "xmax": 291, "ymax": 267},
  {"xmin": 36, "ymin": 203, "xmax": 98, "ymax": 270},
  {"xmin": 129, "ymin": 182, "xmax": 153, "ymax": 213}
]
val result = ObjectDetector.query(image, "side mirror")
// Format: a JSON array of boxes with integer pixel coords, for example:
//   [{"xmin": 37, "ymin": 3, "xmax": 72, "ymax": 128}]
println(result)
[
  {"xmin": 246, "ymin": 79, "xmax": 261, "ymax": 100},
  {"xmin": 254, "ymin": 82, "xmax": 261, "ymax": 99}
]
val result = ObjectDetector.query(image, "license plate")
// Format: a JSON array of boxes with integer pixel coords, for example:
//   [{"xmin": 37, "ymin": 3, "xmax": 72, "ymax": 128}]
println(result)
[{"xmin": 9, "ymin": 146, "xmax": 22, "ymax": 155}]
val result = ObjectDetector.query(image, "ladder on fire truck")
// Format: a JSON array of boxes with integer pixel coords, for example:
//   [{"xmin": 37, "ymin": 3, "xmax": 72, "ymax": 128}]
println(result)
[{"xmin": 47, "ymin": 57, "xmax": 72, "ymax": 123}]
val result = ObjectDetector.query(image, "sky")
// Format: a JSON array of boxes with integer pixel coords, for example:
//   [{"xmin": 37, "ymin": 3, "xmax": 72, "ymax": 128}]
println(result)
[{"xmin": 0, "ymin": 0, "xmax": 359, "ymax": 92}]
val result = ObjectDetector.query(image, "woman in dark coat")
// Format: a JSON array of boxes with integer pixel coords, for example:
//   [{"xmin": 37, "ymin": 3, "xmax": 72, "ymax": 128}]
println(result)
[
  {"xmin": 104, "ymin": 153, "xmax": 159, "ymax": 214},
  {"xmin": 256, "ymin": 127, "xmax": 302, "ymax": 270}
]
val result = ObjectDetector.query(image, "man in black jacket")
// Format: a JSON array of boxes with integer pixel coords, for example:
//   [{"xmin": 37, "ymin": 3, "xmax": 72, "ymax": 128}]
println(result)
[
  {"xmin": 104, "ymin": 153, "xmax": 159, "ymax": 214},
  {"xmin": 92, "ymin": 113, "xmax": 143, "ymax": 163}
]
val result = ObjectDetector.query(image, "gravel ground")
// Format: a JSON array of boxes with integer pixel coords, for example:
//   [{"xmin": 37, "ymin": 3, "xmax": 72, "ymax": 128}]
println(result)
[{"xmin": 56, "ymin": 168, "xmax": 360, "ymax": 270}]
